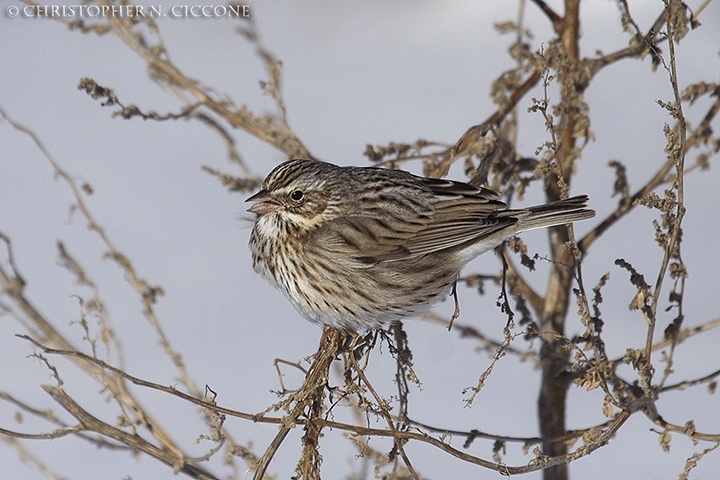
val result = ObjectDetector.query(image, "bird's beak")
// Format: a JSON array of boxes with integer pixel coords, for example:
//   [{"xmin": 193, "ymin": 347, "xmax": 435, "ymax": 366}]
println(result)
[{"xmin": 246, "ymin": 190, "xmax": 281, "ymax": 214}]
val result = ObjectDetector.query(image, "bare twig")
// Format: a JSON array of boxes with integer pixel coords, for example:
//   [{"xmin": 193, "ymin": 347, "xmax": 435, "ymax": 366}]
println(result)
[{"xmin": 42, "ymin": 386, "xmax": 220, "ymax": 480}]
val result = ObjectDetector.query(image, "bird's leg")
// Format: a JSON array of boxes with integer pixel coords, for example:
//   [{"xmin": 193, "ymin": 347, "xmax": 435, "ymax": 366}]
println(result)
[
  {"xmin": 319, "ymin": 325, "xmax": 336, "ymax": 348},
  {"xmin": 319, "ymin": 325, "xmax": 360, "ymax": 351},
  {"xmin": 447, "ymin": 279, "xmax": 461, "ymax": 331},
  {"xmin": 499, "ymin": 250, "xmax": 515, "ymax": 326}
]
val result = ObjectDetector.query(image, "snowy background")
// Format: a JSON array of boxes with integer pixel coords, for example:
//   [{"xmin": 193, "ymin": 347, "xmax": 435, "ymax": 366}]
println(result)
[{"xmin": 2, "ymin": 1, "xmax": 720, "ymax": 479}]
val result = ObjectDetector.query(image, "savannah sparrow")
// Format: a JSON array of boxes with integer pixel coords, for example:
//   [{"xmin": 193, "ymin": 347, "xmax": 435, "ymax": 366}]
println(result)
[{"xmin": 248, "ymin": 159, "xmax": 595, "ymax": 331}]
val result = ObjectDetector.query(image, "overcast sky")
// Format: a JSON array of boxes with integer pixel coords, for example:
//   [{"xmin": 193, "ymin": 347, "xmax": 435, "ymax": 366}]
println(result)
[{"xmin": 2, "ymin": 1, "xmax": 720, "ymax": 479}]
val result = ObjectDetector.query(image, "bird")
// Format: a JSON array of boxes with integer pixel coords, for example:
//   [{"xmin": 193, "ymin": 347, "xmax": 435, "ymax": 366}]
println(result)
[{"xmin": 247, "ymin": 159, "xmax": 595, "ymax": 332}]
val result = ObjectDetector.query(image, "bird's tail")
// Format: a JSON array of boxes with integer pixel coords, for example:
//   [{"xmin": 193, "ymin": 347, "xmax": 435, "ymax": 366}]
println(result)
[{"xmin": 509, "ymin": 195, "xmax": 595, "ymax": 231}]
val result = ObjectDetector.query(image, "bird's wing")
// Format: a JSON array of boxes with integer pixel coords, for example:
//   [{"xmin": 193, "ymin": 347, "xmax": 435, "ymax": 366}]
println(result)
[
  {"xmin": 401, "ymin": 178, "xmax": 515, "ymax": 257},
  {"xmin": 316, "ymin": 178, "xmax": 516, "ymax": 263}
]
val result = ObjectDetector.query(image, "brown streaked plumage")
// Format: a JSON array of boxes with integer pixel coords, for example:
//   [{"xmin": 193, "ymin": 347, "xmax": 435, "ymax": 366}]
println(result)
[{"xmin": 247, "ymin": 159, "xmax": 595, "ymax": 331}]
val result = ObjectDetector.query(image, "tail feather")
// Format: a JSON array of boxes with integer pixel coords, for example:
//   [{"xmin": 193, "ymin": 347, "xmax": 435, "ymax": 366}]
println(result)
[{"xmin": 509, "ymin": 195, "xmax": 595, "ymax": 231}]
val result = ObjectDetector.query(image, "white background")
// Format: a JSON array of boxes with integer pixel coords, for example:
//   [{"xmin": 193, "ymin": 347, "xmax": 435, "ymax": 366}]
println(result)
[{"xmin": 1, "ymin": 1, "xmax": 720, "ymax": 479}]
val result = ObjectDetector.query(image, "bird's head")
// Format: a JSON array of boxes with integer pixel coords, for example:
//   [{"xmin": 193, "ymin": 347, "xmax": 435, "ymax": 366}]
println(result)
[{"xmin": 247, "ymin": 159, "xmax": 335, "ymax": 232}]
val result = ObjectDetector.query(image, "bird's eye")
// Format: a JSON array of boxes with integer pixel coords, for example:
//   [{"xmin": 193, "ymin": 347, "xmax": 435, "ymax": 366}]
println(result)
[{"xmin": 290, "ymin": 190, "xmax": 304, "ymax": 201}]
